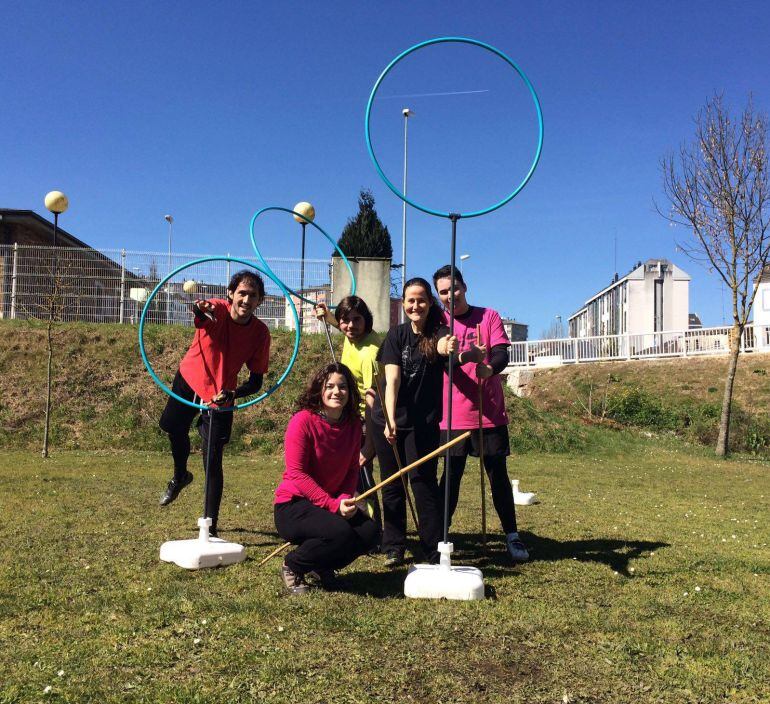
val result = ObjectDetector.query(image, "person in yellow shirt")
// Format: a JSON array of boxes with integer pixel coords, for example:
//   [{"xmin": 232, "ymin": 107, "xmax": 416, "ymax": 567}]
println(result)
[{"xmin": 314, "ymin": 296, "xmax": 381, "ymax": 534}]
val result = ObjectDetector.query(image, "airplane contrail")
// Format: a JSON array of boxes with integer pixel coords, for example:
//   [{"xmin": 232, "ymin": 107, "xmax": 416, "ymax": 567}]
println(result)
[{"xmin": 377, "ymin": 89, "xmax": 490, "ymax": 100}]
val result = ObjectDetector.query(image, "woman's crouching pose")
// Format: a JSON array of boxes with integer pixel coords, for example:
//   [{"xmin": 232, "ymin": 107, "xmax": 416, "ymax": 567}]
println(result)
[{"xmin": 274, "ymin": 363, "xmax": 380, "ymax": 594}]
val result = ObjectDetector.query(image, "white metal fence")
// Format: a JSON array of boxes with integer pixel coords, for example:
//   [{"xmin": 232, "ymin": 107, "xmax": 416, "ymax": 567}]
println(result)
[
  {"xmin": 508, "ymin": 324, "xmax": 769, "ymax": 367},
  {"xmin": 0, "ymin": 244, "xmax": 331, "ymax": 331}
]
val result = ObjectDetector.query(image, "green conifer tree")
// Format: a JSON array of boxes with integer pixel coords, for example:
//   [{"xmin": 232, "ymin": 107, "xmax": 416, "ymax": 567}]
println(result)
[{"xmin": 335, "ymin": 189, "xmax": 393, "ymax": 258}]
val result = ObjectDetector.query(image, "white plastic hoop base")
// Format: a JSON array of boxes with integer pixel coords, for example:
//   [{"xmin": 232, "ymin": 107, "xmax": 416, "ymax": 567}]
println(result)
[
  {"xmin": 512, "ymin": 479, "xmax": 538, "ymax": 505},
  {"xmin": 403, "ymin": 542, "xmax": 484, "ymax": 601},
  {"xmin": 159, "ymin": 517, "xmax": 246, "ymax": 570}
]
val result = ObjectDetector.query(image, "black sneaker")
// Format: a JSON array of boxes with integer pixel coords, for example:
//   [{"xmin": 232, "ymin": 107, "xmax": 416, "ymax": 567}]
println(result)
[
  {"xmin": 159, "ymin": 471, "xmax": 193, "ymax": 506},
  {"xmin": 280, "ymin": 563, "xmax": 310, "ymax": 595},
  {"xmin": 384, "ymin": 549, "xmax": 405, "ymax": 568},
  {"xmin": 306, "ymin": 569, "xmax": 339, "ymax": 590}
]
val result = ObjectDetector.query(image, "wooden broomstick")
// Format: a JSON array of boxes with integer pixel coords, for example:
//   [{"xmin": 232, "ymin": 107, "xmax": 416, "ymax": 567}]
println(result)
[
  {"xmin": 477, "ymin": 323, "xmax": 487, "ymax": 549},
  {"xmin": 353, "ymin": 431, "xmax": 471, "ymax": 503},
  {"xmin": 371, "ymin": 365, "xmax": 419, "ymax": 531},
  {"xmin": 258, "ymin": 431, "xmax": 472, "ymax": 567}
]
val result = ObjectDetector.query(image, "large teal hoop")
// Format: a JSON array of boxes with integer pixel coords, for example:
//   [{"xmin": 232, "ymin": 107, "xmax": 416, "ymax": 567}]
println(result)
[
  {"xmin": 249, "ymin": 206, "xmax": 356, "ymax": 308},
  {"xmin": 365, "ymin": 36, "xmax": 544, "ymax": 219},
  {"xmin": 138, "ymin": 256, "xmax": 300, "ymax": 412}
]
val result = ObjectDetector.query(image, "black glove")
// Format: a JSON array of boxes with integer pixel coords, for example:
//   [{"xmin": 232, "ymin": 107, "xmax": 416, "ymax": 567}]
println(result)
[{"xmin": 211, "ymin": 389, "xmax": 235, "ymax": 406}]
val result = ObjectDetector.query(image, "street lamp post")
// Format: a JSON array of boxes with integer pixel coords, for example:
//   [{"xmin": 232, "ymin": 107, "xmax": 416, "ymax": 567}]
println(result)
[
  {"xmin": 401, "ymin": 108, "xmax": 413, "ymax": 323},
  {"xmin": 44, "ymin": 190, "xmax": 69, "ymax": 275},
  {"xmin": 165, "ymin": 215, "xmax": 173, "ymax": 324},
  {"xmin": 42, "ymin": 190, "xmax": 69, "ymax": 459},
  {"xmin": 293, "ymin": 202, "xmax": 316, "ymax": 331},
  {"xmin": 460, "ymin": 253, "xmax": 471, "ymax": 275}
]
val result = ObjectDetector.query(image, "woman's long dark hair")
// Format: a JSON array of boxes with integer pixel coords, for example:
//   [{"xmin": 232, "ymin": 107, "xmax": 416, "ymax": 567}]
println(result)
[
  {"xmin": 403, "ymin": 277, "xmax": 443, "ymax": 363},
  {"xmin": 296, "ymin": 363, "xmax": 361, "ymax": 421}
]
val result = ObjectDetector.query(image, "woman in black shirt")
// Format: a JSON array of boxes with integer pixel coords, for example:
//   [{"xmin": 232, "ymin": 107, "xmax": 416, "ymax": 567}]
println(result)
[{"xmin": 372, "ymin": 277, "xmax": 456, "ymax": 565}]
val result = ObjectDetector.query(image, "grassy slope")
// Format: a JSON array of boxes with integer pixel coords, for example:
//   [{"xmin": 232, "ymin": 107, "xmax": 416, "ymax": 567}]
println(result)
[
  {"xmin": 525, "ymin": 353, "xmax": 770, "ymax": 455},
  {"xmin": 6, "ymin": 319, "xmax": 770, "ymax": 456},
  {"xmin": 0, "ymin": 319, "xmax": 597, "ymax": 455},
  {"xmin": 0, "ymin": 319, "xmax": 331, "ymax": 453},
  {"xmin": 1, "ymin": 441, "xmax": 768, "ymax": 703}
]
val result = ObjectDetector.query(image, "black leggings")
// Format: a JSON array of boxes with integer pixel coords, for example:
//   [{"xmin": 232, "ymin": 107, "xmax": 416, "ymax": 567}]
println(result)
[
  {"xmin": 371, "ymin": 421, "xmax": 443, "ymax": 563},
  {"xmin": 439, "ymin": 453, "xmax": 518, "ymax": 535},
  {"xmin": 274, "ymin": 498, "xmax": 380, "ymax": 575},
  {"xmin": 159, "ymin": 371, "xmax": 233, "ymax": 530}
]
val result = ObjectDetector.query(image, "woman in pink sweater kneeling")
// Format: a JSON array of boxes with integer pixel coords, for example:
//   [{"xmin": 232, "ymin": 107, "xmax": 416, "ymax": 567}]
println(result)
[{"xmin": 274, "ymin": 363, "xmax": 380, "ymax": 594}]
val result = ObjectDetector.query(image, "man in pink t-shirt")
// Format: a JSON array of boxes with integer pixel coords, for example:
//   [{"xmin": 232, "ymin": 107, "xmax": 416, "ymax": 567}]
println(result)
[{"xmin": 433, "ymin": 265, "xmax": 528, "ymax": 563}]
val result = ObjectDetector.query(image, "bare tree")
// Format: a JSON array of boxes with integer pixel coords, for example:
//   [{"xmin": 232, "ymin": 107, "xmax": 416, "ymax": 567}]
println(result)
[
  {"xmin": 20, "ymin": 247, "xmax": 74, "ymax": 457},
  {"xmin": 540, "ymin": 316, "xmax": 565, "ymax": 340},
  {"xmin": 40, "ymin": 257, "xmax": 71, "ymax": 458},
  {"xmin": 661, "ymin": 94, "xmax": 770, "ymax": 456}
]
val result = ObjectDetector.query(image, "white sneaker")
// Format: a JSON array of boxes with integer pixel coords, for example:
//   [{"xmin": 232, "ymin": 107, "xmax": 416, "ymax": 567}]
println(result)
[{"xmin": 506, "ymin": 532, "xmax": 529, "ymax": 562}]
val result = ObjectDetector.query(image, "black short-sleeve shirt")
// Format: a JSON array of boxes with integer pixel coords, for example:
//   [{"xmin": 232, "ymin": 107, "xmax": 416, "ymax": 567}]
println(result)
[{"xmin": 372, "ymin": 322, "xmax": 449, "ymax": 429}]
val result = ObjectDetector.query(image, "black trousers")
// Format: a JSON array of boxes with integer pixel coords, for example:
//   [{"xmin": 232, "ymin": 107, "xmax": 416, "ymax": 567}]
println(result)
[
  {"xmin": 371, "ymin": 421, "xmax": 443, "ymax": 563},
  {"xmin": 274, "ymin": 498, "xmax": 380, "ymax": 575},
  {"xmin": 439, "ymin": 426, "xmax": 518, "ymax": 535},
  {"xmin": 159, "ymin": 371, "xmax": 233, "ymax": 530}
]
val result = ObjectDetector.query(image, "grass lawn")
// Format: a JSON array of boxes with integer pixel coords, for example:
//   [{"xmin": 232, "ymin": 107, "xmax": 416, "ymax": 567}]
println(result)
[{"xmin": 1, "ymin": 439, "xmax": 768, "ymax": 703}]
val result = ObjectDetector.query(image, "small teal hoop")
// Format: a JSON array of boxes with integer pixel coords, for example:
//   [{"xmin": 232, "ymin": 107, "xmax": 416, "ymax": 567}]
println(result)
[
  {"xmin": 365, "ymin": 36, "xmax": 544, "ymax": 219},
  {"xmin": 138, "ymin": 256, "xmax": 300, "ymax": 412},
  {"xmin": 249, "ymin": 206, "xmax": 356, "ymax": 307}
]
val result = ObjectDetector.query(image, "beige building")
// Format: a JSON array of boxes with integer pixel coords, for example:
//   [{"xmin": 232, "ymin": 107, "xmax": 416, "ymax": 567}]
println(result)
[
  {"xmin": 568, "ymin": 259, "xmax": 691, "ymax": 338},
  {"xmin": 752, "ymin": 266, "xmax": 770, "ymax": 349}
]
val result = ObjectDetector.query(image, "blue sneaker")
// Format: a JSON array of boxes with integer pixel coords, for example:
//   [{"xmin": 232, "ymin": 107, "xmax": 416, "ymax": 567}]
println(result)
[{"xmin": 506, "ymin": 532, "xmax": 529, "ymax": 563}]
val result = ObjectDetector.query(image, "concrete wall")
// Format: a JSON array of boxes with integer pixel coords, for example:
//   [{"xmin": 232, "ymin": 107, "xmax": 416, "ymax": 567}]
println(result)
[
  {"xmin": 670, "ymin": 279, "xmax": 689, "ymax": 330},
  {"xmin": 754, "ymin": 282, "xmax": 770, "ymax": 349},
  {"xmin": 331, "ymin": 256, "xmax": 391, "ymax": 333},
  {"xmin": 626, "ymin": 280, "xmax": 646, "ymax": 335}
]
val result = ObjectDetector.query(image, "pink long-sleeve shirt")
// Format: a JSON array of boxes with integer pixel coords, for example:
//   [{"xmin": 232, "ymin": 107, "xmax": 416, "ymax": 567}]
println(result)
[{"xmin": 274, "ymin": 409, "xmax": 361, "ymax": 513}]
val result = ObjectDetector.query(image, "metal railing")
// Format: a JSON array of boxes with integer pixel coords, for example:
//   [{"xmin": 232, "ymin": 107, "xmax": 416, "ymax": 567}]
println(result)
[
  {"xmin": 0, "ymin": 244, "xmax": 332, "ymax": 332},
  {"xmin": 508, "ymin": 324, "xmax": 767, "ymax": 368}
]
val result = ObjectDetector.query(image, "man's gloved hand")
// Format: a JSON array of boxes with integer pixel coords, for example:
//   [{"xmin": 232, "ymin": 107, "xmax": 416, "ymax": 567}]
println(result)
[
  {"xmin": 193, "ymin": 300, "xmax": 217, "ymax": 322},
  {"xmin": 211, "ymin": 389, "xmax": 235, "ymax": 406}
]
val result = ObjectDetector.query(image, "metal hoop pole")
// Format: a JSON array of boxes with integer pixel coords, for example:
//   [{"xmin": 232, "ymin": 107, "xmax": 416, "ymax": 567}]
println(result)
[
  {"xmin": 204, "ymin": 407, "xmax": 215, "ymax": 525},
  {"xmin": 443, "ymin": 214, "xmax": 459, "ymax": 544},
  {"xmin": 323, "ymin": 322, "xmax": 337, "ymax": 363},
  {"xmin": 477, "ymin": 324, "xmax": 487, "ymax": 550}
]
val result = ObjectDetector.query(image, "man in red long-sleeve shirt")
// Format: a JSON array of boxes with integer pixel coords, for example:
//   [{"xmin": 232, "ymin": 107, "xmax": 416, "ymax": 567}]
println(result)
[{"xmin": 158, "ymin": 270, "xmax": 270, "ymax": 537}]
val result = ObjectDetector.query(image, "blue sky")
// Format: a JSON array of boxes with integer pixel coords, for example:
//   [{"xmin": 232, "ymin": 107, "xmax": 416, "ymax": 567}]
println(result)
[{"xmin": 3, "ymin": 1, "xmax": 769, "ymax": 334}]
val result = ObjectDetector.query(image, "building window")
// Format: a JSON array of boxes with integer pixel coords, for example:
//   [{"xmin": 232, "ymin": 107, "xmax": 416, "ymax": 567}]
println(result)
[{"xmin": 654, "ymin": 279, "xmax": 663, "ymax": 332}]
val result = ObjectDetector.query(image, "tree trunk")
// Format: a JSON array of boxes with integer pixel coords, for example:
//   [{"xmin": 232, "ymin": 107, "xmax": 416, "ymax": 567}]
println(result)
[
  {"xmin": 715, "ymin": 325, "xmax": 742, "ymax": 457},
  {"xmin": 42, "ymin": 320, "xmax": 53, "ymax": 458}
]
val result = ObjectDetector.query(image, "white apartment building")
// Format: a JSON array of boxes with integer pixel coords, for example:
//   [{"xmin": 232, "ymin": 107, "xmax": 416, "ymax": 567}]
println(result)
[
  {"xmin": 753, "ymin": 266, "xmax": 770, "ymax": 349},
  {"xmin": 568, "ymin": 259, "xmax": 691, "ymax": 338}
]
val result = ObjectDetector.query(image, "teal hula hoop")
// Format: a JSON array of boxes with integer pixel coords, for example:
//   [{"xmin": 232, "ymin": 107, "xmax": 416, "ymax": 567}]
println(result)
[
  {"xmin": 249, "ymin": 206, "xmax": 356, "ymax": 308},
  {"xmin": 138, "ymin": 256, "xmax": 301, "ymax": 412},
  {"xmin": 365, "ymin": 36, "xmax": 544, "ymax": 219}
]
